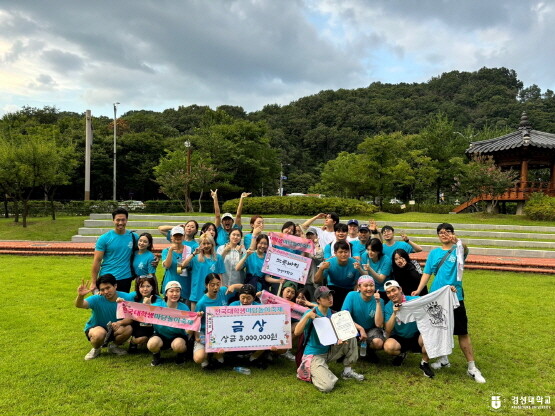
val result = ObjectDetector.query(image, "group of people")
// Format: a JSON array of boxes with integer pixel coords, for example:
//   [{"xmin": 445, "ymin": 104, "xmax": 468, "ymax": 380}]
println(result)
[{"xmin": 76, "ymin": 191, "xmax": 486, "ymax": 392}]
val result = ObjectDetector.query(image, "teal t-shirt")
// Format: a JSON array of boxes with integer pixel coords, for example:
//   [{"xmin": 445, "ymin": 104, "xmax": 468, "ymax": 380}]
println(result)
[
  {"xmin": 382, "ymin": 241, "xmax": 413, "ymax": 258},
  {"xmin": 424, "ymin": 246, "xmax": 464, "ymax": 300},
  {"xmin": 161, "ymin": 247, "xmax": 190, "ymax": 298},
  {"xmin": 341, "ymin": 291, "xmax": 384, "ymax": 330},
  {"xmin": 195, "ymin": 287, "xmax": 234, "ymax": 331},
  {"xmin": 361, "ymin": 254, "xmax": 392, "ymax": 292},
  {"xmin": 95, "ymin": 230, "xmax": 138, "ymax": 280},
  {"xmin": 83, "ymin": 291, "xmax": 134, "ymax": 331},
  {"xmin": 189, "ymin": 254, "xmax": 226, "ymax": 302},
  {"xmin": 384, "ymin": 296, "xmax": 419, "ymax": 338},
  {"xmin": 303, "ymin": 307, "xmax": 332, "ymax": 356},
  {"xmin": 323, "ymin": 257, "xmax": 360, "ymax": 289},
  {"xmin": 151, "ymin": 299, "xmax": 190, "ymax": 339},
  {"xmin": 133, "ymin": 250, "xmax": 156, "ymax": 276}
]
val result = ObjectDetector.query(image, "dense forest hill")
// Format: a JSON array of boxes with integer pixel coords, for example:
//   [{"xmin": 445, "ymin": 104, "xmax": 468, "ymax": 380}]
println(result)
[{"xmin": 2, "ymin": 67, "xmax": 554, "ymax": 203}]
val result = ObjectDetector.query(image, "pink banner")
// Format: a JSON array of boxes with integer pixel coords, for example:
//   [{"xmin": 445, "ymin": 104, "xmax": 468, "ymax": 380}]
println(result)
[
  {"xmin": 117, "ymin": 301, "xmax": 201, "ymax": 331},
  {"xmin": 259, "ymin": 290, "xmax": 309, "ymax": 321},
  {"xmin": 269, "ymin": 232, "xmax": 314, "ymax": 254}
]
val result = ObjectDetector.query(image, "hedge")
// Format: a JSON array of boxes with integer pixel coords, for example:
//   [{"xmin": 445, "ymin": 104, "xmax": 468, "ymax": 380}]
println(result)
[
  {"xmin": 222, "ymin": 196, "xmax": 378, "ymax": 216},
  {"xmin": 524, "ymin": 193, "xmax": 555, "ymax": 221}
]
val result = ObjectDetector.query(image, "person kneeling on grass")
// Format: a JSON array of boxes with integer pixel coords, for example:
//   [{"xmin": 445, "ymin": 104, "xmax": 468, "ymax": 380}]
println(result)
[
  {"xmin": 341, "ymin": 276, "xmax": 385, "ymax": 364},
  {"xmin": 75, "ymin": 274, "xmax": 133, "ymax": 361},
  {"xmin": 383, "ymin": 280, "xmax": 434, "ymax": 378},
  {"xmin": 295, "ymin": 286, "xmax": 364, "ymax": 393},
  {"xmin": 148, "ymin": 281, "xmax": 190, "ymax": 366}
]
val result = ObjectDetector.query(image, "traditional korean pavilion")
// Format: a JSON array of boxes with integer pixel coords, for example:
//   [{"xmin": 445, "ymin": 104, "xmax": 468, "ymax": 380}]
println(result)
[{"xmin": 453, "ymin": 112, "xmax": 555, "ymax": 214}]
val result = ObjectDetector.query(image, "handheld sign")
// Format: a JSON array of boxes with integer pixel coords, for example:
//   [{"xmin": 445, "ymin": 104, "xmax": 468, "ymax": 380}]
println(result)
[
  {"xmin": 117, "ymin": 301, "xmax": 201, "ymax": 332},
  {"xmin": 269, "ymin": 232, "xmax": 314, "ymax": 254},
  {"xmin": 205, "ymin": 304, "xmax": 292, "ymax": 352},
  {"xmin": 312, "ymin": 310, "xmax": 358, "ymax": 346},
  {"xmin": 259, "ymin": 290, "xmax": 309, "ymax": 321},
  {"xmin": 262, "ymin": 247, "xmax": 312, "ymax": 284}
]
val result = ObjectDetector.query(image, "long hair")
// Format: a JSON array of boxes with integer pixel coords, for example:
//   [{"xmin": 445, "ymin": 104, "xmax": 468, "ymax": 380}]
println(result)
[{"xmin": 366, "ymin": 238, "xmax": 384, "ymax": 260}]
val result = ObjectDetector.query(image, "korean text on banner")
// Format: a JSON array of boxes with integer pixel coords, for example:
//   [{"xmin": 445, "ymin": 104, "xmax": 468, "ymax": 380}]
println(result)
[
  {"xmin": 205, "ymin": 304, "xmax": 292, "ymax": 352},
  {"xmin": 259, "ymin": 290, "xmax": 308, "ymax": 321},
  {"xmin": 117, "ymin": 301, "xmax": 201, "ymax": 332},
  {"xmin": 269, "ymin": 232, "xmax": 314, "ymax": 254},
  {"xmin": 262, "ymin": 246, "xmax": 312, "ymax": 284}
]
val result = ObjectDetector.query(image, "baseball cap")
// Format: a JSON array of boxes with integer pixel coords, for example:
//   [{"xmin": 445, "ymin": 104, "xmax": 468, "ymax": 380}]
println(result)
[
  {"xmin": 384, "ymin": 280, "xmax": 401, "ymax": 290},
  {"xmin": 171, "ymin": 226, "xmax": 185, "ymax": 236},
  {"xmin": 306, "ymin": 226, "xmax": 319, "ymax": 236},
  {"xmin": 283, "ymin": 281, "xmax": 298, "ymax": 290},
  {"xmin": 222, "ymin": 212, "xmax": 234, "ymax": 221},
  {"xmin": 359, "ymin": 224, "xmax": 370, "ymax": 232},
  {"xmin": 347, "ymin": 219, "xmax": 359, "ymax": 226},
  {"xmin": 164, "ymin": 280, "xmax": 182, "ymax": 292},
  {"xmin": 314, "ymin": 286, "xmax": 334, "ymax": 299}
]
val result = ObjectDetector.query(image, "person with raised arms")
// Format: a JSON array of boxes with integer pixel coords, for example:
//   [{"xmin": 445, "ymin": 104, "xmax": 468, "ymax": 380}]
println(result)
[
  {"xmin": 341, "ymin": 276, "xmax": 385, "ymax": 363},
  {"xmin": 217, "ymin": 228, "xmax": 246, "ymax": 287},
  {"xmin": 211, "ymin": 190, "xmax": 250, "ymax": 247},
  {"xmin": 295, "ymin": 286, "xmax": 364, "ymax": 393},
  {"xmin": 243, "ymin": 215, "xmax": 264, "ymax": 250},
  {"xmin": 148, "ymin": 281, "xmax": 190, "ymax": 366},
  {"xmin": 301, "ymin": 212, "xmax": 339, "ymax": 249},
  {"xmin": 75, "ymin": 274, "xmax": 134, "ymax": 360},
  {"xmin": 379, "ymin": 225, "xmax": 422, "ymax": 258},
  {"xmin": 412, "ymin": 223, "xmax": 485, "ymax": 384}
]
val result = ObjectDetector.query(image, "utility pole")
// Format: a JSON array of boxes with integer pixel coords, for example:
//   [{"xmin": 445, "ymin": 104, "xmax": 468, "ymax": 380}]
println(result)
[
  {"xmin": 85, "ymin": 110, "xmax": 92, "ymax": 200},
  {"xmin": 113, "ymin": 102, "xmax": 119, "ymax": 201}
]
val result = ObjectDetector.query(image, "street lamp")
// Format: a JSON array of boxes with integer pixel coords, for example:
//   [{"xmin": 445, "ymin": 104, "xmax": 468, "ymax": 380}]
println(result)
[
  {"xmin": 113, "ymin": 102, "xmax": 120, "ymax": 202},
  {"xmin": 184, "ymin": 140, "xmax": 192, "ymax": 211}
]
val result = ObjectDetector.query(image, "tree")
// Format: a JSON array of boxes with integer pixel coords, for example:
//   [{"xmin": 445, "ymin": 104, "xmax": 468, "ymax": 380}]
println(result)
[
  {"xmin": 153, "ymin": 150, "xmax": 217, "ymax": 212},
  {"xmin": 310, "ymin": 152, "xmax": 371, "ymax": 198},
  {"xmin": 457, "ymin": 155, "xmax": 517, "ymax": 211}
]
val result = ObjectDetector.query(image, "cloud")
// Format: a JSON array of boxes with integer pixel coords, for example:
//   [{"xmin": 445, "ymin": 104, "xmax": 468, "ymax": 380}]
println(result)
[{"xmin": 1, "ymin": 0, "xmax": 555, "ymax": 116}]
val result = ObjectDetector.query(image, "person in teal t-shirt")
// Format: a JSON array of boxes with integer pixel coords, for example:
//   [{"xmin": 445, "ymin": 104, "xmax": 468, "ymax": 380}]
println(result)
[
  {"xmin": 380, "ymin": 225, "xmax": 423, "ymax": 258},
  {"xmin": 91, "ymin": 207, "xmax": 138, "ymax": 292},
  {"xmin": 342, "ymin": 276, "xmax": 385, "ymax": 362},
  {"xmin": 294, "ymin": 286, "xmax": 364, "ymax": 392},
  {"xmin": 362, "ymin": 239, "xmax": 392, "ymax": 300},
  {"xmin": 75, "ymin": 274, "xmax": 134, "ymax": 361},
  {"xmin": 132, "ymin": 232, "xmax": 157, "ymax": 277},
  {"xmin": 192, "ymin": 274, "xmax": 243, "ymax": 369},
  {"xmin": 147, "ymin": 281, "xmax": 190, "ymax": 366},
  {"xmin": 211, "ymin": 189, "xmax": 249, "ymax": 247},
  {"xmin": 413, "ymin": 223, "xmax": 486, "ymax": 384}
]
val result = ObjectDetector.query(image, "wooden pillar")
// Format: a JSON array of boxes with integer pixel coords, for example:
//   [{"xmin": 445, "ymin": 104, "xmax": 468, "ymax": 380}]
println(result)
[
  {"xmin": 520, "ymin": 160, "xmax": 528, "ymax": 190},
  {"xmin": 550, "ymin": 161, "xmax": 555, "ymax": 191}
]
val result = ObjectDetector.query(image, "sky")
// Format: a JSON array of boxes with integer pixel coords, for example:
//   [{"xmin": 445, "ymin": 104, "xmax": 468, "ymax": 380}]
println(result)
[{"xmin": 1, "ymin": 0, "xmax": 554, "ymax": 118}]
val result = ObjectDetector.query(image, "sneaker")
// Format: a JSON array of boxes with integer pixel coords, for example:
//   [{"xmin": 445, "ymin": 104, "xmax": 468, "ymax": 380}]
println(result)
[
  {"xmin": 467, "ymin": 367, "xmax": 486, "ymax": 383},
  {"xmin": 366, "ymin": 349, "xmax": 380, "ymax": 364},
  {"xmin": 84, "ymin": 347, "xmax": 101, "ymax": 360},
  {"xmin": 107, "ymin": 343, "xmax": 127, "ymax": 355},
  {"xmin": 151, "ymin": 353, "xmax": 161, "ymax": 367},
  {"xmin": 392, "ymin": 352, "xmax": 407, "ymax": 366},
  {"xmin": 282, "ymin": 350, "xmax": 296, "ymax": 362},
  {"xmin": 175, "ymin": 353, "xmax": 185, "ymax": 365},
  {"xmin": 420, "ymin": 362, "xmax": 435, "ymax": 378},
  {"xmin": 430, "ymin": 356, "xmax": 450, "ymax": 370},
  {"xmin": 128, "ymin": 343, "xmax": 138, "ymax": 354},
  {"xmin": 342, "ymin": 369, "xmax": 365, "ymax": 381},
  {"xmin": 102, "ymin": 323, "xmax": 113, "ymax": 347}
]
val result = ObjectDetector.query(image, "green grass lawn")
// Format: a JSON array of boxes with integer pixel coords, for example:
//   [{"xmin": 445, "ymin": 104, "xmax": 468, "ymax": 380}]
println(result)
[
  {"xmin": 0, "ymin": 256, "xmax": 553, "ymax": 416},
  {"xmin": 0, "ymin": 216, "xmax": 86, "ymax": 241}
]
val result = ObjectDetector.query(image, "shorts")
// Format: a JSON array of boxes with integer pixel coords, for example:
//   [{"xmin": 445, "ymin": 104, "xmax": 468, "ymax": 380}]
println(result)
[
  {"xmin": 389, "ymin": 333, "xmax": 421, "ymax": 353},
  {"xmin": 366, "ymin": 327, "xmax": 386, "ymax": 342},
  {"xmin": 115, "ymin": 277, "xmax": 134, "ymax": 293},
  {"xmin": 85, "ymin": 325, "xmax": 112, "ymax": 342},
  {"xmin": 453, "ymin": 300, "xmax": 468, "ymax": 335},
  {"xmin": 193, "ymin": 332, "xmax": 206, "ymax": 353},
  {"xmin": 131, "ymin": 321, "xmax": 154, "ymax": 339}
]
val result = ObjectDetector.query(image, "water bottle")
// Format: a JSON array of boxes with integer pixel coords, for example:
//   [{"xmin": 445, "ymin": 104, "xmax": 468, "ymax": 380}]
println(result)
[
  {"xmin": 360, "ymin": 341, "xmax": 367, "ymax": 357},
  {"xmin": 233, "ymin": 366, "xmax": 251, "ymax": 375}
]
